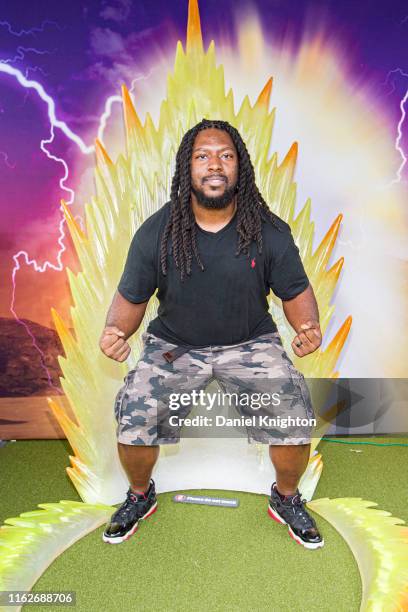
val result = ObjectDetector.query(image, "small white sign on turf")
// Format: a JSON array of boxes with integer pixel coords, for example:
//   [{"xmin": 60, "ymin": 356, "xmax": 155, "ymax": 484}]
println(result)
[{"xmin": 173, "ymin": 494, "xmax": 239, "ymax": 507}]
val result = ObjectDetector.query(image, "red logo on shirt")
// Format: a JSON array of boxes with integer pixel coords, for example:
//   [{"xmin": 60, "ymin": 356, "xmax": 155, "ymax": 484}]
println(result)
[{"xmin": 251, "ymin": 258, "xmax": 256, "ymax": 268}]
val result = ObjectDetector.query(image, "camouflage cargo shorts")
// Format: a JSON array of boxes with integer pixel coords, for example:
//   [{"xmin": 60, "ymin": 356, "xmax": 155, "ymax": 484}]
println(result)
[{"xmin": 114, "ymin": 331, "xmax": 315, "ymax": 446}]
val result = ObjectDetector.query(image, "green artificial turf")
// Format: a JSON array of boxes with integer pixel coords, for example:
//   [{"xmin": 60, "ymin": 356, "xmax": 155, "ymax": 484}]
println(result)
[{"xmin": 1, "ymin": 437, "xmax": 407, "ymax": 611}]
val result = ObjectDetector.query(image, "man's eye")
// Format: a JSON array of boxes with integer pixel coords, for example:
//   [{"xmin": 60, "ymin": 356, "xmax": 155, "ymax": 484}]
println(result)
[
  {"xmin": 197, "ymin": 154, "xmax": 207, "ymax": 159},
  {"xmin": 222, "ymin": 154, "xmax": 233, "ymax": 158}
]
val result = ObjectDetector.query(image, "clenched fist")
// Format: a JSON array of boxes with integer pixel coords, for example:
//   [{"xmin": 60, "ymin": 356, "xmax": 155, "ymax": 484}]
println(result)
[
  {"xmin": 291, "ymin": 320, "xmax": 322, "ymax": 357},
  {"xmin": 99, "ymin": 326, "xmax": 131, "ymax": 362}
]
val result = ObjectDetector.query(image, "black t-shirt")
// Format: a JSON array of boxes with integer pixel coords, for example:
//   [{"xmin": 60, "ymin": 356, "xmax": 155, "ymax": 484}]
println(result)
[{"xmin": 117, "ymin": 201, "xmax": 309, "ymax": 347}]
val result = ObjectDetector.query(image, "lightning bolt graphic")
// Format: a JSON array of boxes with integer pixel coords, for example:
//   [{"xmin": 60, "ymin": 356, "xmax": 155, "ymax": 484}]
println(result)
[
  {"xmin": 97, "ymin": 69, "xmax": 155, "ymax": 143},
  {"xmin": 0, "ymin": 63, "xmax": 94, "ymax": 392},
  {"xmin": 383, "ymin": 68, "xmax": 408, "ymax": 185},
  {"xmin": 0, "ymin": 151, "xmax": 16, "ymax": 168},
  {"xmin": 97, "ymin": 95, "xmax": 122, "ymax": 143},
  {"xmin": 0, "ymin": 64, "xmax": 94, "ymax": 154},
  {"xmin": 0, "ymin": 19, "xmax": 61, "ymax": 37},
  {"xmin": 392, "ymin": 88, "xmax": 408, "ymax": 184},
  {"xmin": 1, "ymin": 46, "xmax": 55, "ymax": 64},
  {"xmin": 1, "ymin": 62, "xmax": 152, "ymax": 392}
]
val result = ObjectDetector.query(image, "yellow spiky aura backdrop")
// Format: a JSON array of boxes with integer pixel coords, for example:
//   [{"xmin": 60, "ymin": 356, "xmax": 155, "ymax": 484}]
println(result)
[{"xmin": 47, "ymin": 0, "xmax": 351, "ymax": 504}]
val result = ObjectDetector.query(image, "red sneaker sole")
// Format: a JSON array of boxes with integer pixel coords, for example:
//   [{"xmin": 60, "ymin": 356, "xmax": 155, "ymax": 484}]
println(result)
[
  {"xmin": 267, "ymin": 505, "xmax": 287, "ymax": 525},
  {"xmin": 267, "ymin": 504, "xmax": 324, "ymax": 550}
]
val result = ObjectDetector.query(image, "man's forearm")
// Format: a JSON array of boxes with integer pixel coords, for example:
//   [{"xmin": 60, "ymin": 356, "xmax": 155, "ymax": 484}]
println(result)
[
  {"xmin": 105, "ymin": 291, "xmax": 149, "ymax": 340},
  {"xmin": 282, "ymin": 284, "xmax": 319, "ymax": 332}
]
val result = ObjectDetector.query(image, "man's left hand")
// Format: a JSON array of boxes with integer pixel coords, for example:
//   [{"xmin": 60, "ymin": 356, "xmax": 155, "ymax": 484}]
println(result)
[{"xmin": 291, "ymin": 320, "xmax": 322, "ymax": 357}]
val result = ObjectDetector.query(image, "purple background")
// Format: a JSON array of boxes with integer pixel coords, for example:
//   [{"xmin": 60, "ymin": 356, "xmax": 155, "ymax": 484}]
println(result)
[{"xmin": 0, "ymin": 0, "xmax": 407, "ymax": 330}]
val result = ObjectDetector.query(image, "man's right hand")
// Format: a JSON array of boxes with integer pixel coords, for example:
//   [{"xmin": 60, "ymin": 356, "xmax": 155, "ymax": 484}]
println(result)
[{"xmin": 99, "ymin": 326, "xmax": 131, "ymax": 362}]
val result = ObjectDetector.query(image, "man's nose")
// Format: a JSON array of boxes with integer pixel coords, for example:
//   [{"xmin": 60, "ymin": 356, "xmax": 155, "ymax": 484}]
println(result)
[{"xmin": 207, "ymin": 155, "xmax": 223, "ymax": 171}]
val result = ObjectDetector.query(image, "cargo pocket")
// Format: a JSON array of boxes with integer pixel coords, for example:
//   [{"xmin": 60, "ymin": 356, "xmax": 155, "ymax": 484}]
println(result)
[
  {"xmin": 114, "ymin": 370, "xmax": 135, "ymax": 423},
  {"xmin": 114, "ymin": 386, "xmax": 125, "ymax": 423},
  {"xmin": 288, "ymin": 364, "xmax": 314, "ymax": 421}
]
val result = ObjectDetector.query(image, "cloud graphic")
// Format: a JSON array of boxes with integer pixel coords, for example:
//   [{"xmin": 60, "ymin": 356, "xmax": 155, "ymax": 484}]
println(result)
[{"xmin": 100, "ymin": 0, "xmax": 132, "ymax": 23}]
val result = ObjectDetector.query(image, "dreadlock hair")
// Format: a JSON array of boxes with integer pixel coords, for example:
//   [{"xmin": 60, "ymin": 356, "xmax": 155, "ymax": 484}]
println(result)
[{"xmin": 160, "ymin": 118, "xmax": 282, "ymax": 281}]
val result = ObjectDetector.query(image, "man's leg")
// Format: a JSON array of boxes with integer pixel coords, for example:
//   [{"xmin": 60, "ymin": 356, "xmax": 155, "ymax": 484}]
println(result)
[
  {"xmin": 213, "ymin": 332, "xmax": 323, "ymax": 548},
  {"xmin": 103, "ymin": 441, "xmax": 159, "ymax": 543},
  {"xmin": 117, "ymin": 443, "xmax": 160, "ymax": 492},
  {"xmin": 269, "ymin": 443, "xmax": 310, "ymax": 495},
  {"xmin": 267, "ymin": 443, "xmax": 322, "ymax": 548},
  {"xmin": 103, "ymin": 333, "xmax": 213, "ymax": 543}
]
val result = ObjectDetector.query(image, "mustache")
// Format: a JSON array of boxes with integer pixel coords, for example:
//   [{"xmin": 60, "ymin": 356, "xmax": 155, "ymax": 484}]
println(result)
[{"xmin": 202, "ymin": 174, "xmax": 228, "ymax": 183}]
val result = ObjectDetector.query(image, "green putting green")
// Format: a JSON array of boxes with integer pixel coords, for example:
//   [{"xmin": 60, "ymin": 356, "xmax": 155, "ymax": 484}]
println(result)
[{"xmin": 1, "ymin": 437, "xmax": 407, "ymax": 611}]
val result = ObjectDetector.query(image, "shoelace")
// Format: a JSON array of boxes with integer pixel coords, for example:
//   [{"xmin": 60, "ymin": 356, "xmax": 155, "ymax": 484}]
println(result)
[
  {"xmin": 113, "ymin": 490, "xmax": 149, "ymax": 521},
  {"xmin": 289, "ymin": 496, "xmax": 315, "ymax": 526},
  {"xmin": 275, "ymin": 490, "xmax": 316, "ymax": 529},
  {"xmin": 272, "ymin": 486, "xmax": 318, "ymax": 535}
]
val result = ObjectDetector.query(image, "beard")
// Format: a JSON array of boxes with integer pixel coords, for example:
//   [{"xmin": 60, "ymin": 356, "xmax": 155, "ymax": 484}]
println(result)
[{"xmin": 191, "ymin": 182, "xmax": 237, "ymax": 209}]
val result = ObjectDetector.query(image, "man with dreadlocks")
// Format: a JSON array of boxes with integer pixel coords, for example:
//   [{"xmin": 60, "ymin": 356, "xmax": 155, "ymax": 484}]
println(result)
[{"xmin": 99, "ymin": 119, "xmax": 324, "ymax": 549}]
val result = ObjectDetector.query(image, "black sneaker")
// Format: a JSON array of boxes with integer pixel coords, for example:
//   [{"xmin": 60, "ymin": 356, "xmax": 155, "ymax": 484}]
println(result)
[
  {"xmin": 268, "ymin": 482, "xmax": 324, "ymax": 550},
  {"xmin": 102, "ymin": 480, "xmax": 157, "ymax": 544}
]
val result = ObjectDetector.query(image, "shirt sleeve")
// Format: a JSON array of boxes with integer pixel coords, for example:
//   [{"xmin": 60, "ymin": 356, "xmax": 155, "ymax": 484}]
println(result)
[
  {"xmin": 117, "ymin": 229, "xmax": 157, "ymax": 303},
  {"xmin": 268, "ymin": 230, "xmax": 310, "ymax": 300}
]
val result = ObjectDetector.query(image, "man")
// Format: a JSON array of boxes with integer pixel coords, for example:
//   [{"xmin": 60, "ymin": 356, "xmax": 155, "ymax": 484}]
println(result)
[{"xmin": 99, "ymin": 119, "xmax": 323, "ymax": 549}]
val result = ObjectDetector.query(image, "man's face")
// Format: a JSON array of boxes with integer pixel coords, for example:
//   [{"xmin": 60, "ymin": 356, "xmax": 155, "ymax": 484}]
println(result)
[{"xmin": 190, "ymin": 128, "xmax": 239, "ymax": 209}]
